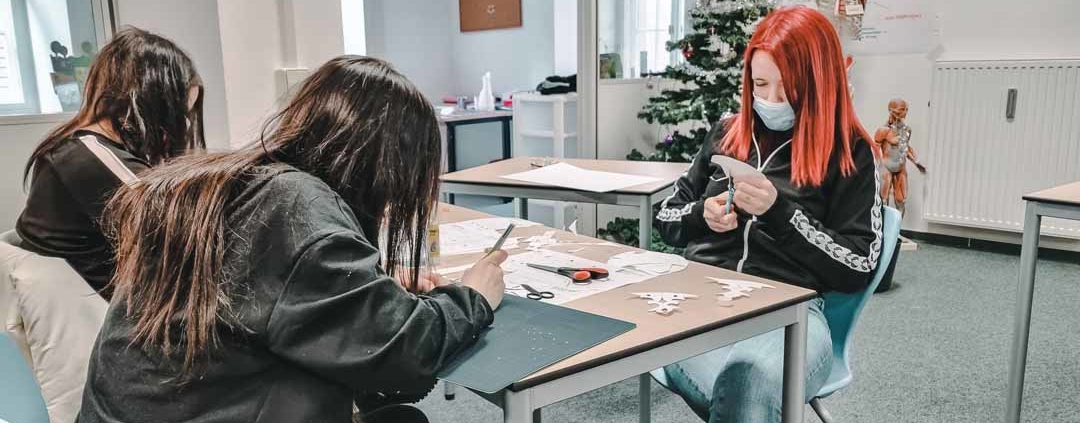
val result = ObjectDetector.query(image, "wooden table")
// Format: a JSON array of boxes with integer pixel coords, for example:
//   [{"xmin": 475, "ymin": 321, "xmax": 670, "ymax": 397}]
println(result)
[
  {"xmin": 1005, "ymin": 181, "xmax": 1080, "ymax": 423},
  {"xmin": 437, "ymin": 204, "xmax": 817, "ymax": 423},
  {"xmin": 439, "ymin": 157, "xmax": 690, "ymax": 250},
  {"xmin": 440, "ymin": 110, "xmax": 514, "ymax": 173}
]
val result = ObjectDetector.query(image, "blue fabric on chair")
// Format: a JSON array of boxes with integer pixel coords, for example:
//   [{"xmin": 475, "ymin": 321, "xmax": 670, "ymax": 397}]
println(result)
[
  {"xmin": 0, "ymin": 332, "xmax": 49, "ymax": 423},
  {"xmin": 814, "ymin": 206, "xmax": 901, "ymax": 399}
]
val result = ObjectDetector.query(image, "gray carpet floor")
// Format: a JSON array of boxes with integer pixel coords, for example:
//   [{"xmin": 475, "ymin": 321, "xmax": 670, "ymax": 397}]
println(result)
[{"xmin": 416, "ymin": 243, "xmax": 1080, "ymax": 422}]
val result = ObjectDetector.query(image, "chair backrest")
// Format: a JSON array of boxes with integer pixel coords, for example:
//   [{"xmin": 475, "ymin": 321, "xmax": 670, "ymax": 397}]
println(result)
[
  {"xmin": 815, "ymin": 206, "xmax": 902, "ymax": 398},
  {"xmin": 0, "ymin": 332, "xmax": 50, "ymax": 423}
]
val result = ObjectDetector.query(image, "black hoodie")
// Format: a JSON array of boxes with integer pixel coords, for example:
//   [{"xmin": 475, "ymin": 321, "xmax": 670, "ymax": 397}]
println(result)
[
  {"xmin": 654, "ymin": 120, "xmax": 883, "ymax": 293},
  {"xmin": 77, "ymin": 167, "xmax": 493, "ymax": 423}
]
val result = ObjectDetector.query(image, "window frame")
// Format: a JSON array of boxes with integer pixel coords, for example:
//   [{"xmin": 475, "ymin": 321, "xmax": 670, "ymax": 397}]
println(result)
[
  {"xmin": 609, "ymin": 0, "xmax": 686, "ymax": 81},
  {"xmin": 0, "ymin": 0, "xmax": 114, "ymax": 125}
]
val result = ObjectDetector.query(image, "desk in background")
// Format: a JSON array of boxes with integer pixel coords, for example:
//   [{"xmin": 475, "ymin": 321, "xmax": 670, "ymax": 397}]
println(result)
[
  {"xmin": 437, "ymin": 203, "xmax": 816, "ymax": 423},
  {"xmin": 1005, "ymin": 181, "xmax": 1080, "ymax": 423},
  {"xmin": 439, "ymin": 110, "xmax": 514, "ymax": 173},
  {"xmin": 440, "ymin": 157, "xmax": 689, "ymax": 250}
]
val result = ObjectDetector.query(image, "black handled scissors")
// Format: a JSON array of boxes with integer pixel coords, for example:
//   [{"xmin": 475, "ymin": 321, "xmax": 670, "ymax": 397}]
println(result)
[
  {"xmin": 520, "ymin": 284, "xmax": 555, "ymax": 300},
  {"xmin": 526, "ymin": 263, "xmax": 610, "ymax": 285}
]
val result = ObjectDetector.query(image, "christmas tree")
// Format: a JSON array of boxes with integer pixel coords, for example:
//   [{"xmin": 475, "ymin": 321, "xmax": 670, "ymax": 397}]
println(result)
[{"xmin": 598, "ymin": 0, "xmax": 775, "ymax": 250}]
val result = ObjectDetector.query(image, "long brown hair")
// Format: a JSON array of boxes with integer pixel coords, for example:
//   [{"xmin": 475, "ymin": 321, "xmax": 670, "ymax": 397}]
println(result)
[
  {"xmin": 24, "ymin": 27, "xmax": 205, "ymax": 182},
  {"xmin": 104, "ymin": 56, "xmax": 442, "ymax": 375}
]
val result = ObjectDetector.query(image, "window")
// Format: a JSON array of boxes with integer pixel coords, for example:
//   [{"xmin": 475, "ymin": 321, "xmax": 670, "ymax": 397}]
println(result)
[
  {"xmin": 0, "ymin": 0, "xmax": 112, "ymax": 118},
  {"xmin": 599, "ymin": 0, "xmax": 686, "ymax": 80}
]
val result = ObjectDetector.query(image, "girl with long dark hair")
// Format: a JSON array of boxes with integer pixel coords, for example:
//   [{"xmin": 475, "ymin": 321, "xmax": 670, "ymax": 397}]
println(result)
[
  {"xmin": 76, "ymin": 56, "xmax": 505, "ymax": 423},
  {"xmin": 17, "ymin": 27, "xmax": 206, "ymax": 299}
]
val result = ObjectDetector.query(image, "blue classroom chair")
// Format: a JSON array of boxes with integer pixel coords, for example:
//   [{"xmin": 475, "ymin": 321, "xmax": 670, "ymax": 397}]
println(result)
[
  {"xmin": 651, "ymin": 206, "xmax": 902, "ymax": 423},
  {"xmin": 0, "ymin": 333, "xmax": 50, "ymax": 423}
]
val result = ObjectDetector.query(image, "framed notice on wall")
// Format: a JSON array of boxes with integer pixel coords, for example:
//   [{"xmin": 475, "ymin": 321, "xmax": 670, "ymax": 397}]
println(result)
[{"xmin": 460, "ymin": 0, "xmax": 522, "ymax": 32}]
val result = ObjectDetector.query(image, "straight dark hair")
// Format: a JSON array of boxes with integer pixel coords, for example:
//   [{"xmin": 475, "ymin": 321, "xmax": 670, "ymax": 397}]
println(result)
[
  {"xmin": 104, "ymin": 56, "xmax": 443, "ymax": 375},
  {"xmin": 24, "ymin": 26, "xmax": 205, "ymax": 182}
]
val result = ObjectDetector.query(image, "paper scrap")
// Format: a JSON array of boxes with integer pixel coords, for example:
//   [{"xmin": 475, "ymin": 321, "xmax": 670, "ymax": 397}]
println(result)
[
  {"xmin": 607, "ymin": 251, "xmax": 689, "ymax": 277},
  {"xmin": 519, "ymin": 231, "xmax": 561, "ymax": 251},
  {"xmin": 439, "ymin": 218, "xmax": 536, "ymax": 256},
  {"xmin": 710, "ymin": 155, "xmax": 764, "ymax": 179},
  {"xmin": 632, "ymin": 292, "xmax": 698, "ymax": 315},
  {"xmin": 708, "ymin": 277, "xmax": 775, "ymax": 304},
  {"xmin": 501, "ymin": 162, "xmax": 662, "ymax": 193}
]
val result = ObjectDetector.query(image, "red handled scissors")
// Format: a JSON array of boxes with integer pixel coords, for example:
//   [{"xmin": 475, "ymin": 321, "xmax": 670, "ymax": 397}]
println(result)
[{"xmin": 526, "ymin": 263, "xmax": 610, "ymax": 285}]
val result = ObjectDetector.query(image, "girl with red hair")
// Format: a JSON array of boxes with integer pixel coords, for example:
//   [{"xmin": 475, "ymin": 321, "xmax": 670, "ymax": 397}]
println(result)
[{"xmin": 654, "ymin": 6, "xmax": 881, "ymax": 422}]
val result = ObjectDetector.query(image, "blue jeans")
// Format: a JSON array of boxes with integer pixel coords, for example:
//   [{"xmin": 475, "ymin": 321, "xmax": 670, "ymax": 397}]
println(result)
[{"xmin": 661, "ymin": 297, "xmax": 832, "ymax": 423}]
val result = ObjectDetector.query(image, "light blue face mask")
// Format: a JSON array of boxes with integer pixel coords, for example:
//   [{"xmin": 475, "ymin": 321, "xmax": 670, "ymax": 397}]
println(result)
[{"xmin": 753, "ymin": 96, "xmax": 795, "ymax": 131}]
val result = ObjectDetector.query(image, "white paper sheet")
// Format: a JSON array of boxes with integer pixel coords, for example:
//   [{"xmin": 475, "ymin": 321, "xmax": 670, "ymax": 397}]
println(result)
[
  {"xmin": 502, "ymin": 250, "xmax": 654, "ymax": 305},
  {"xmin": 710, "ymin": 155, "xmax": 764, "ymax": 179},
  {"xmin": 500, "ymin": 162, "xmax": 662, "ymax": 193},
  {"xmin": 439, "ymin": 218, "xmax": 536, "ymax": 256},
  {"xmin": 606, "ymin": 251, "xmax": 689, "ymax": 277}
]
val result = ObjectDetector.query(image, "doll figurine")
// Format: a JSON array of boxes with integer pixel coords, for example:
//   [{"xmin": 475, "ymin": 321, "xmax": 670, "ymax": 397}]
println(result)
[{"xmin": 874, "ymin": 98, "xmax": 926, "ymax": 215}]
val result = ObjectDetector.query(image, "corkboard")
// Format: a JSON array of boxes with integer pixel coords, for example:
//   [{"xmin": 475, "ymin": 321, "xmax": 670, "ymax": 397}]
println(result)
[{"xmin": 459, "ymin": 0, "xmax": 522, "ymax": 32}]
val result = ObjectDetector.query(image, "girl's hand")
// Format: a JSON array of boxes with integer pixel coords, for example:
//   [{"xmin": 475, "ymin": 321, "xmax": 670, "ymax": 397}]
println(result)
[{"xmin": 733, "ymin": 176, "xmax": 778, "ymax": 216}]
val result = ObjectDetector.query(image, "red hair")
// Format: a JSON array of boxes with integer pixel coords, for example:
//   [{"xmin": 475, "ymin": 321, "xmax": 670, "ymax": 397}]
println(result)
[{"xmin": 720, "ymin": 6, "xmax": 872, "ymax": 187}]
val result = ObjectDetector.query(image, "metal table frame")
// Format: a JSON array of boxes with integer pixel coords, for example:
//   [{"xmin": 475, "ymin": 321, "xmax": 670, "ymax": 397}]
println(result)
[
  {"xmin": 444, "ymin": 115, "xmax": 513, "ymax": 173},
  {"xmin": 453, "ymin": 301, "xmax": 809, "ymax": 423},
  {"xmin": 439, "ymin": 182, "xmax": 673, "ymax": 250},
  {"xmin": 1004, "ymin": 199, "xmax": 1080, "ymax": 423}
]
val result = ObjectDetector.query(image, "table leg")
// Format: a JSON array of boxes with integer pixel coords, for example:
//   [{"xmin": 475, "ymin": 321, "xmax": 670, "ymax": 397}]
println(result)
[
  {"xmin": 502, "ymin": 118, "xmax": 513, "ymax": 159},
  {"xmin": 504, "ymin": 389, "xmax": 534, "ymax": 423},
  {"xmin": 446, "ymin": 124, "xmax": 457, "ymax": 204},
  {"xmin": 639, "ymin": 373, "xmax": 652, "ymax": 423},
  {"xmin": 1005, "ymin": 202, "xmax": 1042, "ymax": 423},
  {"xmin": 638, "ymin": 196, "xmax": 652, "ymax": 250},
  {"xmin": 516, "ymin": 198, "xmax": 529, "ymax": 220},
  {"xmin": 781, "ymin": 302, "xmax": 808, "ymax": 423}
]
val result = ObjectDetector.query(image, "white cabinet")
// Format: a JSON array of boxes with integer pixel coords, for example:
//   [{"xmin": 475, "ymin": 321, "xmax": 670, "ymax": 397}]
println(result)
[{"xmin": 511, "ymin": 93, "xmax": 586, "ymax": 231}]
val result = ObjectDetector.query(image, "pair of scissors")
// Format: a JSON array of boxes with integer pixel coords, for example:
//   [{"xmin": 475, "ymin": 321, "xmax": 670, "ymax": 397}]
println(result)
[
  {"xmin": 725, "ymin": 180, "xmax": 735, "ymax": 214},
  {"xmin": 519, "ymin": 284, "xmax": 555, "ymax": 300},
  {"xmin": 526, "ymin": 263, "xmax": 610, "ymax": 285}
]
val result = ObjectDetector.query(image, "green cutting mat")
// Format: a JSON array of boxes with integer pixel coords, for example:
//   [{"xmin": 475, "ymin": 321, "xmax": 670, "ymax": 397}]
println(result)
[{"xmin": 438, "ymin": 295, "xmax": 635, "ymax": 394}]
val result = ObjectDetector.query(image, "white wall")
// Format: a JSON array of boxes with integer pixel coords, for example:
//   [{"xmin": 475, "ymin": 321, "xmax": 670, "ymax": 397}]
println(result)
[
  {"xmin": 113, "ymin": 0, "xmax": 230, "ymax": 150},
  {"xmin": 595, "ymin": 79, "xmax": 663, "ymax": 229},
  {"xmin": 552, "ymin": 0, "xmax": 577, "ymax": 76},
  {"xmin": 365, "ymin": 0, "xmax": 558, "ymax": 100},
  {"xmin": 215, "ymin": 0, "xmax": 285, "ymax": 148},
  {"xmin": 290, "ymin": 0, "xmax": 346, "ymax": 69},
  {"xmin": 341, "ymin": 0, "xmax": 366, "ymax": 55},
  {"xmin": 449, "ymin": 0, "xmax": 554, "ymax": 96},
  {"xmin": 848, "ymin": 0, "xmax": 1080, "ymax": 249},
  {"xmin": 363, "ymin": 0, "xmax": 454, "ymax": 101},
  {"xmin": 216, "ymin": 0, "xmax": 346, "ymax": 148},
  {"xmin": 0, "ymin": 121, "xmax": 57, "ymax": 230}
]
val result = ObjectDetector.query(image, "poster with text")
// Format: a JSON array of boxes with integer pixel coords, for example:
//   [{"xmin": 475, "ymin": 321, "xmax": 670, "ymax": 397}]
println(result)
[{"xmin": 845, "ymin": 0, "xmax": 933, "ymax": 55}]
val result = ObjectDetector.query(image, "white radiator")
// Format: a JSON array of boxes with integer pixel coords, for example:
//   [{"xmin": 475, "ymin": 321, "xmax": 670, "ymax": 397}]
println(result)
[{"xmin": 924, "ymin": 59, "xmax": 1080, "ymax": 239}]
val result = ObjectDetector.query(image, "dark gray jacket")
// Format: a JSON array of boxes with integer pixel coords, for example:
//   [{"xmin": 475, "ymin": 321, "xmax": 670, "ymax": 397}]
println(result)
[{"xmin": 77, "ymin": 167, "xmax": 492, "ymax": 423}]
